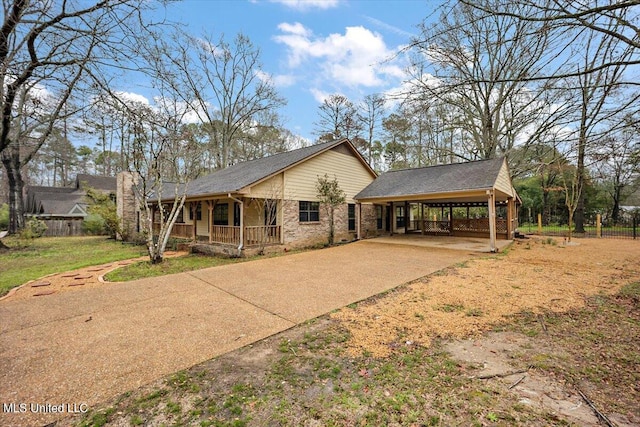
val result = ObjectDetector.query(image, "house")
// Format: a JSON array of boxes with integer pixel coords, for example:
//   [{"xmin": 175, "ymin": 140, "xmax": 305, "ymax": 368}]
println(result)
[
  {"xmin": 117, "ymin": 138, "xmax": 380, "ymax": 253},
  {"xmin": 354, "ymin": 157, "xmax": 520, "ymax": 252},
  {"xmin": 25, "ymin": 174, "xmax": 116, "ymax": 236},
  {"xmin": 118, "ymin": 139, "xmax": 520, "ymax": 253}
]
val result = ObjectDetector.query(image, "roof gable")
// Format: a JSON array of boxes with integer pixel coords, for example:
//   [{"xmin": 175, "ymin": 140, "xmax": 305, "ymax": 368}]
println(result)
[
  {"xmin": 164, "ymin": 138, "xmax": 374, "ymax": 200},
  {"xmin": 355, "ymin": 157, "xmax": 507, "ymax": 201}
]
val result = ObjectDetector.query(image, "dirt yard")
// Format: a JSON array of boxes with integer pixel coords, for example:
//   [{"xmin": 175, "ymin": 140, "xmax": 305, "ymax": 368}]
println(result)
[
  {"xmin": 332, "ymin": 236, "xmax": 640, "ymax": 357},
  {"xmin": 64, "ymin": 235, "xmax": 639, "ymax": 427}
]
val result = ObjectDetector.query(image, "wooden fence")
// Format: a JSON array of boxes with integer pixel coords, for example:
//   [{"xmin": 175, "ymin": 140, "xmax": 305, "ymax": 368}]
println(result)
[{"xmin": 41, "ymin": 219, "xmax": 84, "ymax": 237}]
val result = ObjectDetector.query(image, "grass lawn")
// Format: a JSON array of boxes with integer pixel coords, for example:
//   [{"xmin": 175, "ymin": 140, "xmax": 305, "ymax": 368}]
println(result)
[
  {"xmin": 0, "ymin": 236, "xmax": 148, "ymax": 296},
  {"xmin": 104, "ymin": 254, "xmax": 260, "ymax": 282}
]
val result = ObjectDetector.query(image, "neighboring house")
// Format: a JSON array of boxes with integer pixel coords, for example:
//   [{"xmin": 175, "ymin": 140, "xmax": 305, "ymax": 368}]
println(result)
[
  {"xmin": 118, "ymin": 138, "xmax": 380, "ymax": 253},
  {"xmin": 354, "ymin": 157, "xmax": 520, "ymax": 252},
  {"xmin": 25, "ymin": 174, "xmax": 116, "ymax": 236}
]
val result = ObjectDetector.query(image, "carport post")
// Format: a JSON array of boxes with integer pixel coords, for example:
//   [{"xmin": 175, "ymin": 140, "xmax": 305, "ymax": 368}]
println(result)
[{"xmin": 487, "ymin": 190, "xmax": 496, "ymax": 252}]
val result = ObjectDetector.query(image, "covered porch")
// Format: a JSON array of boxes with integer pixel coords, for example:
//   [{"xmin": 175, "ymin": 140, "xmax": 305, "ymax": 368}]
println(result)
[
  {"xmin": 153, "ymin": 195, "xmax": 282, "ymax": 248},
  {"xmin": 367, "ymin": 195, "xmax": 518, "ymax": 252}
]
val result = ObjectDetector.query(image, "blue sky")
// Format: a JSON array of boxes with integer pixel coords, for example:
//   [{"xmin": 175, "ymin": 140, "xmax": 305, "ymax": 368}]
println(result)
[{"xmin": 123, "ymin": 0, "xmax": 445, "ymax": 143}]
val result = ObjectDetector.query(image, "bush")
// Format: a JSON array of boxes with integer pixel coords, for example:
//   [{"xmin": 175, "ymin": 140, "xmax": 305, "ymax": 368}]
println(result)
[
  {"xmin": 82, "ymin": 213, "xmax": 107, "ymax": 235},
  {"xmin": 0, "ymin": 203, "xmax": 8, "ymax": 230},
  {"xmin": 20, "ymin": 218, "xmax": 48, "ymax": 239}
]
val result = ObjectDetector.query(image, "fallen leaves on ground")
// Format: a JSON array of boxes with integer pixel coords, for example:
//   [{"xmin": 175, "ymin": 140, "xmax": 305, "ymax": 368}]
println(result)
[{"xmin": 332, "ymin": 236, "xmax": 640, "ymax": 357}]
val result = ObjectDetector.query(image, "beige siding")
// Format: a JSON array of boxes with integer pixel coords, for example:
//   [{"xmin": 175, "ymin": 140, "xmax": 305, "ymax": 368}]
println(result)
[
  {"xmin": 283, "ymin": 149, "xmax": 374, "ymax": 202},
  {"xmin": 494, "ymin": 160, "xmax": 515, "ymax": 198},
  {"xmin": 247, "ymin": 173, "xmax": 284, "ymax": 199}
]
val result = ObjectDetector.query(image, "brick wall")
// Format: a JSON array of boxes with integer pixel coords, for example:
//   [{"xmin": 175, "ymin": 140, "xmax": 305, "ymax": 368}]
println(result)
[
  {"xmin": 116, "ymin": 172, "xmax": 139, "ymax": 241},
  {"xmin": 282, "ymin": 199, "xmax": 357, "ymax": 247},
  {"xmin": 359, "ymin": 203, "xmax": 383, "ymax": 239}
]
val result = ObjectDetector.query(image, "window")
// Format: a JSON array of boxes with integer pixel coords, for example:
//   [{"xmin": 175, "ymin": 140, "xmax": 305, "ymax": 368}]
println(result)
[
  {"xmin": 213, "ymin": 203, "xmax": 229, "ymax": 225},
  {"xmin": 376, "ymin": 205, "xmax": 383, "ymax": 230},
  {"xmin": 348, "ymin": 204, "xmax": 356, "ymax": 231},
  {"xmin": 196, "ymin": 202, "xmax": 202, "ymax": 221},
  {"xmin": 299, "ymin": 201, "xmax": 320, "ymax": 222}
]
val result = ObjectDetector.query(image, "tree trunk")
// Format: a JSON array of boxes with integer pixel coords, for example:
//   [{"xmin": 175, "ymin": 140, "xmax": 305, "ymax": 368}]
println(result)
[
  {"xmin": 574, "ymin": 140, "xmax": 586, "ymax": 233},
  {"xmin": 1, "ymin": 149, "xmax": 26, "ymax": 234},
  {"xmin": 612, "ymin": 184, "xmax": 622, "ymax": 225}
]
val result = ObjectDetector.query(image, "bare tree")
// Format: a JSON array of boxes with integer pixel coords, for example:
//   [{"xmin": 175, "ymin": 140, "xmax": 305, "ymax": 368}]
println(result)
[
  {"xmin": 561, "ymin": 12, "xmax": 638, "ymax": 232},
  {"xmin": 0, "ymin": 0, "xmax": 155, "ymax": 234},
  {"xmin": 248, "ymin": 183, "xmax": 283, "ymax": 254},
  {"xmin": 122, "ymin": 97, "xmax": 203, "ymax": 264},
  {"xmin": 358, "ymin": 93, "xmax": 386, "ymax": 164},
  {"xmin": 149, "ymin": 30, "xmax": 286, "ymax": 170},
  {"xmin": 593, "ymin": 125, "xmax": 640, "ymax": 224},
  {"xmin": 407, "ymin": 0, "xmax": 568, "ymax": 161},
  {"xmin": 314, "ymin": 94, "xmax": 360, "ymax": 142},
  {"xmin": 461, "ymin": 0, "xmax": 640, "ymax": 79}
]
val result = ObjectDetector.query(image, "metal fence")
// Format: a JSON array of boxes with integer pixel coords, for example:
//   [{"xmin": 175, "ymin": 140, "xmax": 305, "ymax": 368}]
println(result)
[{"xmin": 518, "ymin": 213, "xmax": 638, "ymax": 240}]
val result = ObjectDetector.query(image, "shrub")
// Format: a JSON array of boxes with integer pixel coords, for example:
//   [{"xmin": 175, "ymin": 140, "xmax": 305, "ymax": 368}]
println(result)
[
  {"xmin": 82, "ymin": 214, "xmax": 107, "ymax": 235},
  {"xmin": 0, "ymin": 203, "xmax": 8, "ymax": 230},
  {"xmin": 20, "ymin": 218, "xmax": 48, "ymax": 239}
]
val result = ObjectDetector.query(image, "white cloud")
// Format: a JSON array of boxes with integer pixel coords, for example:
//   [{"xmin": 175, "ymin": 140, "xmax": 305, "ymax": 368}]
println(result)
[
  {"xmin": 116, "ymin": 91, "xmax": 150, "ymax": 106},
  {"xmin": 277, "ymin": 22, "xmax": 311, "ymax": 37},
  {"xmin": 274, "ymin": 22, "xmax": 401, "ymax": 88},
  {"xmin": 255, "ymin": 69, "xmax": 297, "ymax": 88},
  {"xmin": 309, "ymin": 87, "xmax": 332, "ymax": 103},
  {"xmin": 270, "ymin": 0, "xmax": 339, "ymax": 11},
  {"xmin": 363, "ymin": 16, "xmax": 415, "ymax": 39}
]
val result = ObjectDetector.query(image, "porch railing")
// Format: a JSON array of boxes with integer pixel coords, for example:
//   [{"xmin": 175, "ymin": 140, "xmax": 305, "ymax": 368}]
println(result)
[
  {"xmin": 452, "ymin": 218, "xmax": 508, "ymax": 234},
  {"xmin": 210, "ymin": 225, "xmax": 281, "ymax": 246},
  {"xmin": 411, "ymin": 220, "xmax": 450, "ymax": 234},
  {"xmin": 153, "ymin": 222, "xmax": 194, "ymax": 239},
  {"xmin": 409, "ymin": 219, "xmax": 508, "ymax": 235},
  {"xmin": 245, "ymin": 225, "xmax": 281, "ymax": 246},
  {"xmin": 211, "ymin": 225, "xmax": 241, "ymax": 245}
]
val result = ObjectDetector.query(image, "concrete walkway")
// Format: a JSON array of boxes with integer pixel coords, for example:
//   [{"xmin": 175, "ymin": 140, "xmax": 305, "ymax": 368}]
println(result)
[{"xmin": 0, "ymin": 240, "xmax": 472, "ymax": 426}]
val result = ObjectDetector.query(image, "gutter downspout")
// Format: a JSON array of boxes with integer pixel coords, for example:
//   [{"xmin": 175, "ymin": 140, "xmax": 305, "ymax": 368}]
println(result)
[{"xmin": 228, "ymin": 193, "xmax": 244, "ymax": 255}]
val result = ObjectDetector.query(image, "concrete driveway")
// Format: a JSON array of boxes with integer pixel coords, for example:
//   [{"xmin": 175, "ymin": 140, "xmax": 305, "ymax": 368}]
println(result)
[{"xmin": 0, "ymin": 240, "xmax": 471, "ymax": 426}]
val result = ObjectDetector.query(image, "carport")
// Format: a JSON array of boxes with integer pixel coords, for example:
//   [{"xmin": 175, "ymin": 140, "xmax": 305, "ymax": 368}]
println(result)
[{"xmin": 355, "ymin": 157, "xmax": 520, "ymax": 252}]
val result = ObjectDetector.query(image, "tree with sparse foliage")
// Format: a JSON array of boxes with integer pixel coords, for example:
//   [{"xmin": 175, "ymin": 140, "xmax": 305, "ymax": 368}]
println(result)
[
  {"xmin": 0, "ymin": 0, "xmax": 157, "ymax": 234},
  {"xmin": 314, "ymin": 94, "xmax": 360, "ymax": 142},
  {"xmin": 316, "ymin": 174, "xmax": 345, "ymax": 245}
]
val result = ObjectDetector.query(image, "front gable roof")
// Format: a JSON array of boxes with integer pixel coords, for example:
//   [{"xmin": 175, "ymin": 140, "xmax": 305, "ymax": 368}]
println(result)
[
  {"xmin": 355, "ymin": 157, "xmax": 514, "ymax": 202},
  {"xmin": 160, "ymin": 138, "xmax": 374, "ymax": 201}
]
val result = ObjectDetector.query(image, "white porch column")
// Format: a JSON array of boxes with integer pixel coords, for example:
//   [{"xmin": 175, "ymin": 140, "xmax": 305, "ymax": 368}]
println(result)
[
  {"xmin": 228, "ymin": 194, "xmax": 244, "ymax": 254},
  {"xmin": 487, "ymin": 190, "xmax": 496, "ymax": 252}
]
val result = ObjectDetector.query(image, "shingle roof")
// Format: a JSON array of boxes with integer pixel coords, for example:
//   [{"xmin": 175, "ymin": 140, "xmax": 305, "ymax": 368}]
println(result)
[
  {"xmin": 76, "ymin": 174, "xmax": 116, "ymax": 192},
  {"xmin": 355, "ymin": 157, "xmax": 505, "ymax": 200},
  {"xmin": 159, "ymin": 138, "xmax": 359, "ymax": 200},
  {"xmin": 40, "ymin": 197, "xmax": 88, "ymax": 216},
  {"xmin": 25, "ymin": 174, "xmax": 115, "ymax": 216}
]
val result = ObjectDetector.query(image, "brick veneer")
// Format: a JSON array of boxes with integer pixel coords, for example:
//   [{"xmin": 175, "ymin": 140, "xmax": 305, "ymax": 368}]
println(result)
[{"xmin": 282, "ymin": 200, "xmax": 383, "ymax": 247}]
